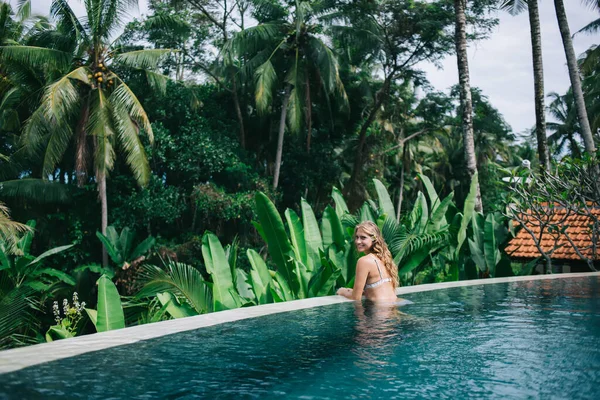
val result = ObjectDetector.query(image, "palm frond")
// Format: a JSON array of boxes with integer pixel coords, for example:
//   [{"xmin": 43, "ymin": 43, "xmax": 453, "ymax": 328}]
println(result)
[
  {"xmin": 109, "ymin": 80, "xmax": 153, "ymax": 141},
  {"xmin": 575, "ymin": 18, "xmax": 600, "ymax": 36},
  {"xmin": 137, "ymin": 261, "xmax": 212, "ymax": 314},
  {"xmin": 88, "ymin": 89, "xmax": 116, "ymax": 174},
  {"xmin": 0, "ymin": 285, "xmax": 38, "ymax": 349},
  {"xmin": 255, "ymin": 60, "xmax": 277, "ymax": 114},
  {"xmin": 111, "ymin": 93, "xmax": 151, "ymax": 186},
  {"xmin": 0, "ymin": 179, "xmax": 71, "ymax": 204},
  {"xmin": 50, "ymin": 0, "xmax": 89, "ymax": 44},
  {"xmin": 287, "ymin": 86, "xmax": 303, "ymax": 134},
  {"xmin": 40, "ymin": 117, "xmax": 74, "ymax": 178},
  {"xmin": 0, "ymin": 202, "xmax": 31, "ymax": 254},
  {"xmin": 0, "ymin": 46, "xmax": 70, "ymax": 70},
  {"xmin": 227, "ymin": 23, "xmax": 282, "ymax": 57},
  {"xmin": 145, "ymin": 70, "xmax": 168, "ymax": 95},
  {"xmin": 114, "ymin": 49, "xmax": 175, "ymax": 70},
  {"xmin": 16, "ymin": 0, "xmax": 31, "ymax": 21},
  {"xmin": 499, "ymin": 0, "xmax": 527, "ymax": 16},
  {"xmin": 43, "ymin": 67, "xmax": 89, "ymax": 123}
]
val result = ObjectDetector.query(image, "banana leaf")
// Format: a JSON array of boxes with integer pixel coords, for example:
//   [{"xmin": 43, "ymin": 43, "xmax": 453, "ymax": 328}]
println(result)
[
  {"xmin": 45, "ymin": 324, "xmax": 74, "ymax": 342},
  {"xmin": 428, "ymin": 192, "xmax": 454, "ymax": 233},
  {"xmin": 398, "ymin": 247, "xmax": 430, "ymax": 276},
  {"xmin": 157, "ymin": 292, "xmax": 198, "ymax": 319},
  {"xmin": 235, "ymin": 269, "xmax": 256, "ymax": 303},
  {"xmin": 131, "ymin": 236, "xmax": 156, "ymax": 259},
  {"xmin": 96, "ymin": 231, "xmax": 121, "ymax": 265},
  {"xmin": 321, "ymin": 205, "xmax": 345, "ymax": 250},
  {"xmin": 307, "ymin": 250, "xmax": 341, "ymax": 297},
  {"xmin": 254, "ymin": 192, "xmax": 299, "ymax": 295},
  {"xmin": 27, "ymin": 244, "xmax": 74, "ymax": 267},
  {"xmin": 201, "ymin": 232, "xmax": 243, "ymax": 311},
  {"xmin": 301, "ymin": 198, "xmax": 323, "ymax": 271},
  {"xmin": 331, "ymin": 186, "xmax": 349, "ymax": 218},
  {"xmin": 455, "ymin": 172, "xmax": 478, "ymax": 260},
  {"xmin": 95, "ymin": 275, "xmax": 125, "ymax": 332},
  {"xmin": 409, "ymin": 192, "xmax": 429, "ymax": 234},
  {"xmin": 247, "ymin": 249, "xmax": 273, "ymax": 304},
  {"xmin": 359, "ymin": 202, "xmax": 375, "ymax": 222},
  {"xmin": 30, "ymin": 268, "xmax": 76, "ymax": 286},
  {"xmin": 483, "ymin": 213, "xmax": 501, "ymax": 276},
  {"xmin": 418, "ymin": 173, "xmax": 440, "ymax": 212},
  {"xmin": 373, "ymin": 178, "xmax": 395, "ymax": 219},
  {"xmin": 285, "ymin": 209, "xmax": 308, "ymax": 266},
  {"xmin": 270, "ymin": 272, "xmax": 294, "ymax": 302}
]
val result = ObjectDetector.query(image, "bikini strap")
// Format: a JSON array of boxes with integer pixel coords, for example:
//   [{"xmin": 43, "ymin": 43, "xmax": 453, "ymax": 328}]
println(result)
[{"xmin": 372, "ymin": 257, "xmax": 384, "ymax": 279}]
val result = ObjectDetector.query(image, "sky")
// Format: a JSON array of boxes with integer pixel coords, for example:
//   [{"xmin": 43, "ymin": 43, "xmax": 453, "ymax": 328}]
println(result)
[{"xmin": 28, "ymin": 0, "xmax": 599, "ymax": 135}]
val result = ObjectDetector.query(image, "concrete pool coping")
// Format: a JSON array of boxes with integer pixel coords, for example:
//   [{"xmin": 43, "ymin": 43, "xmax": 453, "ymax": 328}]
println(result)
[{"xmin": 1, "ymin": 271, "xmax": 599, "ymax": 374}]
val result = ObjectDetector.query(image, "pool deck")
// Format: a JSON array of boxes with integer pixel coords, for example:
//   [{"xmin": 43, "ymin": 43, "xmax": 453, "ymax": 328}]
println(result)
[{"xmin": 1, "ymin": 271, "xmax": 599, "ymax": 375}]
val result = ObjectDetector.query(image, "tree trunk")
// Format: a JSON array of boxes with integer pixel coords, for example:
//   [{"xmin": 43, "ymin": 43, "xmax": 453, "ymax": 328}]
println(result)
[
  {"xmin": 232, "ymin": 77, "xmax": 246, "ymax": 149},
  {"xmin": 528, "ymin": 0, "xmax": 551, "ymax": 172},
  {"xmin": 345, "ymin": 76, "xmax": 392, "ymax": 209},
  {"xmin": 75, "ymin": 96, "xmax": 90, "ymax": 187},
  {"xmin": 306, "ymin": 74, "xmax": 312, "ymax": 153},
  {"xmin": 454, "ymin": 0, "xmax": 482, "ymax": 212},
  {"xmin": 97, "ymin": 170, "xmax": 108, "ymax": 267},
  {"xmin": 554, "ymin": 0, "xmax": 596, "ymax": 154},
  {"xmin": 273, "ymin": 85, "xmax": 291, "ymax": 189},
  {"xmin": 396, "ymin": 142, "xmax": 408, "ymax": 222}
]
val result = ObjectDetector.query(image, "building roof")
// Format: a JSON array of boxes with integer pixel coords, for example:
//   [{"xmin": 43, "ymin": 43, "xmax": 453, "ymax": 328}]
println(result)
[{"xmin": 506, "ymin": 206, "xmax": 600, "ymax": 261}]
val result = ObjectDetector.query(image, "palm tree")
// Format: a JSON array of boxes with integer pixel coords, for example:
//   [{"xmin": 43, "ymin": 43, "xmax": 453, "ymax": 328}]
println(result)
[
  {"xmin": 228, "ymin": 0, "xmax": 347, "ymax": 189},
  {"xmin": 332, "ymin": 0, "xmax": 456, "ymax": 208},
  {"xmin": 454, "ymin": 0, "xmax": 482, "ymax": 212},
  {"xmin": 575, "ymin": 0, "xmax": 600, "ymax": 36},
  {"xmin": 500, "ymin": 0, "xmax": 550, "ymax": 172},
  {"xmin": 0, "ymin": 0, "xmax": 172, "ymax": 265},
  {"xmin": 553, "ymin": 0, "xmax": 595, "ymax": 154},
  {"xmin": 580, "ymin": 45, "xmax": 600, "ymax": 134},
  {"xmin": 546, "ymin": 91, "xmax": 583, "ymax": 158}
]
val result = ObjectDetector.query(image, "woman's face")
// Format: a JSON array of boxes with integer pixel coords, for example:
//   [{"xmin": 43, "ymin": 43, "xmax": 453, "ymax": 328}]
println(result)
[{"xmin": 354, "ymin": 228, "xmax": 374, "ymax": 253}]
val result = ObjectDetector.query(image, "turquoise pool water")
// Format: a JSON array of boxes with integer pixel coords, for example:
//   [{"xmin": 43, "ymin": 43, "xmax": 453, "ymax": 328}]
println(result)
[{"xmin": 1, "ymin": 276, "xmax": 599, "ymax": 399}]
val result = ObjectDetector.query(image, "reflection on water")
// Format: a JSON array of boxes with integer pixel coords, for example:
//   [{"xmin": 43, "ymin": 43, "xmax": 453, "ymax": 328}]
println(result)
[{"xmin": 0, "ymin": 277, "xmax": 599, "ymax": 399}]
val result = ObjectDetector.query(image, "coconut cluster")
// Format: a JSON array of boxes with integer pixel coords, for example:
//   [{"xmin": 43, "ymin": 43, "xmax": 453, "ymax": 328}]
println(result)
[{"xmin": 87, "ymin": 61, "xmax": 114, "ymax": 88}]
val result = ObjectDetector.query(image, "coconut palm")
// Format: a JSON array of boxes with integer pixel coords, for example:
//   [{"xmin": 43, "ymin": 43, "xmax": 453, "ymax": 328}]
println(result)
[
  {"xmin": 580, "ymin": 45, "xmax": 600, "ymax": 134},
  {"xmin": 575, "ymin": 0, "xmax": 600, "ymax": 36},
  {"xmin": 500, "ymin": 0, "xmax": 550, "ymax": 172},
  {"xmin": 228, "ymin": 0, "xmax": 347, "ymax": 189},
  {"xmin": 454, "ymin": 0, "xmax": 482, "ymax": 212},
  {"xmin": 0, "ymin": 0, "xmax": 172, "ymax": 265},
  {"xmin": 553, "ymin": 0, "xmax": 595, "ymax": 154},
  {"xmin": 546, "ymin": 91, "xmax": 583, "ymax": 158}
]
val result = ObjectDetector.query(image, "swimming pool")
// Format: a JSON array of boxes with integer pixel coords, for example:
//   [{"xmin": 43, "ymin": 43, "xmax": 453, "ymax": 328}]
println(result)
[{"xmin": 1, "ymin": 274, "xmax": 599, "ymax": 399}]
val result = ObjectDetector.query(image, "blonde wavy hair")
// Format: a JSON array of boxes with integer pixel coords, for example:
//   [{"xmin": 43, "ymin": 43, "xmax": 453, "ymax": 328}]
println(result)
[{"xmin": 354, "ymin": 221, "xmax": 399, "ymax": 287}]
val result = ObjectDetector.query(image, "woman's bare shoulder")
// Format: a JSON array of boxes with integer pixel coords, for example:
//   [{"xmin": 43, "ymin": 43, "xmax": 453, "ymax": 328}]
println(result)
[{"xmin": 357, "ymin": 255, "xmax": 377, "ymax": 267}]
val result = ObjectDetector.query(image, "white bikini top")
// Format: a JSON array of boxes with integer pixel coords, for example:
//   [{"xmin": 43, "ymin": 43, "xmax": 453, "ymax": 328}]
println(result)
[{"xmin": 364, "ymin": 257, "xmax": 392, "ymax": 289}]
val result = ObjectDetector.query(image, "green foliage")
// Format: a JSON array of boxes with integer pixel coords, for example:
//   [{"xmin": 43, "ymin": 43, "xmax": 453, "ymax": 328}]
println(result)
[
  {"xmin": 96, "ymin": 225, "xmax": 155, "ymax": 268},
  {"xmin": 86, "ymin": 275, "xmax": 125, "ymax": 332}
]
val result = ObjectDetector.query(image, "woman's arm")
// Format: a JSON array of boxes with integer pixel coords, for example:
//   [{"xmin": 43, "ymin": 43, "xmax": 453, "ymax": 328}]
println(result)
[{"xmin": 336, "ymin": 257, "xmax": 370, "ymax": 300}]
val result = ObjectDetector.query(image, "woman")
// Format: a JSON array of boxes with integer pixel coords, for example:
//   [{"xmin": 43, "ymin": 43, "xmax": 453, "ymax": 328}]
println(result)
[{"xmin": 336, "ymin": 221, "xmax": 400, "ymax": 302}]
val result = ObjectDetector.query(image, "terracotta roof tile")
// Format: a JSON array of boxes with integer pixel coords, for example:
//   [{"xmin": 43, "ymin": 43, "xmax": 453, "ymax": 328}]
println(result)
[{"xmin": 506, "ymin": 205, "xmax": 600, "ymax": 261}]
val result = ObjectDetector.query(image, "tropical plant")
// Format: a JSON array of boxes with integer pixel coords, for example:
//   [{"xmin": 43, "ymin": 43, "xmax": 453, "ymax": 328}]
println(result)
[
  {"xmin": 333, "ymin": 0, "xmax": 456, "ymax": 207},
  {"xmin": 0, "ymin": 220, "xmax": 74, "ymax": 348},
  {"xmin": 500, "ymin": 0, "xmax": 550, "ymax": 171},
  {"xmin": 552, "ymin": 0, "xmax": 595, "ymax": 154},
  {"xmin": 85, "ymin": 275, "xmax": 125, "ymax": 332},
  {"xmin": 45, "ymin": 291, "xmax": 86, "ymax": 341},
  {"xmin": 227, "ymin": 0, "xmax": 348, "ymax": 188},
  {"xmin": 546, "ymin": 91, "xmax": 583, "ymax": 158},
  {"xmin": 96, "ymin": 225, "xmax": 155, "ymax": 270},
  {"xmin": 0, "ymin": 0, "xmax": 173, "ymax": 266}
]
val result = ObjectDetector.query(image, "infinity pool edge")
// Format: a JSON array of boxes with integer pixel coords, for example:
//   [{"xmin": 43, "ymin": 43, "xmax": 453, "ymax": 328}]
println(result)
[{"xmin": 1, "ymin": 271, "xmax": 599, "ymax": 375}]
